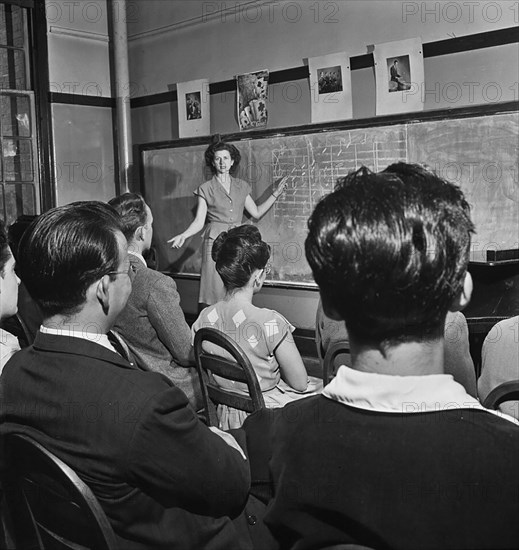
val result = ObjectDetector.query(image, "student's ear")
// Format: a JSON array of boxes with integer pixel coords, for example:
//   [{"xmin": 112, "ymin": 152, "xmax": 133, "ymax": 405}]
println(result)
[
  {"xmin": 450, "ymin": 271, "xmax": 473, "ymax": 312},
  {"xmin": 96, "ymin": 276, "xmax": 111, "ymax": 315},
  {"xmin": 135, "ymin": 226, "xmax": 145, "ymax": 242},
  {"xmin": 321, "ymin": 293, "xmax": 343, "ymax": 321},
  {"xmin": 253, "ymin": 268, "xmax": 263, "ymax": 287}
]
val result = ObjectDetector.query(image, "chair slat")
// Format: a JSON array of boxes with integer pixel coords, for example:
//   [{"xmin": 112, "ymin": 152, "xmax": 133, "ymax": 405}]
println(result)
[
  {"xmin": 201, "ymin": 355, "xmax": 251, "ymax": 383},
  {"xmin": 207, "ymin": 385, "xmax": 259, "ymax": 413}
]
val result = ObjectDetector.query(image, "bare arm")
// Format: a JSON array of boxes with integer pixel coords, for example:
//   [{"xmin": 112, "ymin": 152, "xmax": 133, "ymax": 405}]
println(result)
[
  {"xmin": 275, "ymin": 336, "xmax": 308, "ymax": 392},
  {"xmin": 168, "ymin": 197, "xmax": 207, "ymax": 248},
  {"xmin": 244, "ymin": 176, "xmax": 288, "ymax": 220}
]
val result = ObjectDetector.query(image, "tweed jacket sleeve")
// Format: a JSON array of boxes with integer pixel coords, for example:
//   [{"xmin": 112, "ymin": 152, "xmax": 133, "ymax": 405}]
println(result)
[{"xmin": 146, "ymin": 273, "xmax": 194, "ymax": 367}]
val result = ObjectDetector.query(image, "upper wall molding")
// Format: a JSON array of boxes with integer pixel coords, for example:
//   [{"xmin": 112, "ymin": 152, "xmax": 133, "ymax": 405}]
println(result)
[
  {"xmin": 130, "ymin": 26, "xmax": 519, "ymax": 108},
  {"xmin": 127, "ymin": 0, "xmax": 277, "ymax": 41}
]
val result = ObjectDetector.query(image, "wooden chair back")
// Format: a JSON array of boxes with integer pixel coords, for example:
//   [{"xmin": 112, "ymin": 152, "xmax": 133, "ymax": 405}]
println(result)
[
  {"xmin": 482, "ymin": 380, "xmax": 519, "ymax": 409},
  {"xmin": 323, "ymin": 342, "xmax": 351, "ymax": 385},
  {"xmin": 194, "ymin": 327, "xmax": 265, "ymax": 426},
  {"xmin": 1, "ymin": 433, "xmax": 117, "ymax": 550}
]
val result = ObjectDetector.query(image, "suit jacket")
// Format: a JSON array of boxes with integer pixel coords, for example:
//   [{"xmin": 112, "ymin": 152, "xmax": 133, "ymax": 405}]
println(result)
[
  {"xmin": 0, "ymin": 332, "xmax": 251, "ymax": 550},
  {"xmin": 113, "ymin": 255, "xmax": 202, "ymax": 408}
]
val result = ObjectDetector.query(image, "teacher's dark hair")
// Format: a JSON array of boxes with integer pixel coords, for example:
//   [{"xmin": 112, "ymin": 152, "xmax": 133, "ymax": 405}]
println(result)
[
  {"xmin": 305, "ymin": 164, "xmax": 474, "ymax": 345},
  {"xmin": 205, "ymin": 136, "xmax": 241, "ymax": 175},
  {"xmin": 18, "ymin": 202, "xmax": 123, "ymax": 317},
  {"xmin": 212, "ymin": 225, "xmax": 270, "ymax": 293}
]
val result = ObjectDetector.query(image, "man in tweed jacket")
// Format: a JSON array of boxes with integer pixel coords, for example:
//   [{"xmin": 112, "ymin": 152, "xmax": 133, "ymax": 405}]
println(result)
[{"xmin": 109, "ymin": 193, "xmax": 202, "ymax": 409}]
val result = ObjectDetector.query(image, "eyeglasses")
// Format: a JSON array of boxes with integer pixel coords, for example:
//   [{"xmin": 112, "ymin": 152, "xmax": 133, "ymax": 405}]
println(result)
[{"xmin": 107, "ymin": 264, "xmax": 135, "ymax": 277}]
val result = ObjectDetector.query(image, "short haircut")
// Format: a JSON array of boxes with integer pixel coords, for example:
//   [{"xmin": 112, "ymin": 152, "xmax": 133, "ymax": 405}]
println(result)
[
  {"xmin": 212, "ymin": 224, "xmax": 270, "ymax": 293},
  {"xmin": 108, "ymin": 193, "xmax": 148, "ymax": 242},
  {"xmin": 305, "ymin": 164, "xmax": 474, "ymax": 344},
  {"xmin": 0, "ymin": 219, "xmax": 11, "ymax": 276},
  {"xmin": 7, "ymin": 214, "xmax": 38, "ymax": 261},
  {"xmin": 18, "ymin": 202, "xmax": 123, "ymax": 317},
  {"xmin": 204, "ymin": 137, "xmax": 241, "ymax": 175}
]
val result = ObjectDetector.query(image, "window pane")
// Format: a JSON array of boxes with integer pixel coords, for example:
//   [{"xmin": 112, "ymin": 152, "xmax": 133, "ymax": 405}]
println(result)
[
  {"xmin": 1, "ymin": 94, "xmax": 31, "ymax": 137},
  {"xmin": 0, "ymin": 4, "xmax": 25, "ymax": 48},
  {"xmin": 0, "ymin": 47, "xmax": 26, "ymax": 89},
  {"xmin": 2, "ymin": 138, "xmax": 33, "ymax": 182},
  {"xmin": 0, "ymin": 183, "xmax": 36, "ymax": 226}
]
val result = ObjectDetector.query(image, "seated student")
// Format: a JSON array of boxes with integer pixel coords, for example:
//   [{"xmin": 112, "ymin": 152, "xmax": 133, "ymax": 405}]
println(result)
[
  {"xmin": 245, "ymin": 165, "xmax": 519, "ymax": 549},
  {"xmin": 0, "ymin": 202, "xmax": 254, "ymax": 550},
  {"xmin": 478, "ymin": 315, "xmax": 519, "ymax": 419},
  {"xmin": 315, "ymin": 164, "xmax": 478, "ymax": 398},
  {"xmin": 192, "ymin": 225, "xmax": 322, "ymax": 429},
  {"xmin": 0, "ymin": 219, "xmax": 21, "ymax": 373},
  {"xmin": 108, "ymin": 193, "xmax": 201, "ymax": 409}
]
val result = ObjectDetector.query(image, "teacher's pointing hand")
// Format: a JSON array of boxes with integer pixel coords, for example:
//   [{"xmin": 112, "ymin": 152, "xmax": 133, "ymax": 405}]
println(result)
[
  {"xmin": 273, "ymin": 175, "xmax": 289, "ymax": 199},
  {"xmin": 168, "ymin": 234, "xmax": 187, "ymax": 248}
]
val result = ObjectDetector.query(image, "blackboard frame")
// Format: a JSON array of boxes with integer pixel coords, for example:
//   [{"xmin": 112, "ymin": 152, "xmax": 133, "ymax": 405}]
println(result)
[
  {"xmin": 139, "ymin": 100, "xmax": 518, "ymax": 290},
  {"xmin": 139, "ymin": 100, "xmax": 518, "ymax": 154}
]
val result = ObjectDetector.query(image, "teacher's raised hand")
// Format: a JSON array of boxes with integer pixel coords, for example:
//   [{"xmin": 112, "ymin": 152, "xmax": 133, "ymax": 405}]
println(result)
[{"xmin": 272, "ymin": 175, "xmax": 289, "ymax": 199}]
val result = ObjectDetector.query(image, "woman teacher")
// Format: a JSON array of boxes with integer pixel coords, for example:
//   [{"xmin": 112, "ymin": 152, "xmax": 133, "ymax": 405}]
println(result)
[{"xmin": 168, "ymin": 137, "xmax": 287, "ymax": 309}]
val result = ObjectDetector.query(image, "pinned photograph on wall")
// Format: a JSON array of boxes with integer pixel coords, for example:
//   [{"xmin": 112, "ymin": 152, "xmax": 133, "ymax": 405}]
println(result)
[
  {"xmin": 237, "ymin": 70, "xmax": 269, "ymax": 130},
  {"xmin": 388, "ymin": 57, "xmax": 411, "ymax": 92},
  {"xmin": 177, "ymin": 79, "xmax": 210, "ymax": 138},
  {"xmin": 308, "ymin": 52, "xmax": 353, "ymax": 123},
  {"xmin": 373, "ymin": 37, "xmax": 424, "ymax": 115},
  {"xmin": 186, "ymin": 92, "xmax": 202, "ymax": 120}
]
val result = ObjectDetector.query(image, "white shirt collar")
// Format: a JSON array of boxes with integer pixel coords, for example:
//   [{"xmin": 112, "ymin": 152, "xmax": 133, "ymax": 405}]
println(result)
[
  {"xmin": 128, "ymin": 250, "xmax": 146, "ymax": 266},
  {"xmin": 40, "ymin": 325, "xmax": 117, "ymax": 354},
  {"xmin": 323, "ymin": 365, "xmax": 519, "ymax": 425}
]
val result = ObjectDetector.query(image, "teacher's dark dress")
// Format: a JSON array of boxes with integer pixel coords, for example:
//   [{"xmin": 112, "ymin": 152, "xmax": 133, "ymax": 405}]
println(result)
[{"xmin": 195, "ymin": 176, "xmax": 251, "ymax": 304}]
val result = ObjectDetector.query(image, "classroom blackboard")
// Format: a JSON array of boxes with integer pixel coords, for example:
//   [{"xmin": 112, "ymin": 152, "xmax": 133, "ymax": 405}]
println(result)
[{"xmin": 141, "ymin": 106, "xmax": 518, "ymax": 288}]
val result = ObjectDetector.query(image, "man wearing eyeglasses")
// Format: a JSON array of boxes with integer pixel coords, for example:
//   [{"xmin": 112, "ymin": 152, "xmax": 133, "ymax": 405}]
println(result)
[
  {"xmin": 108, "ymin": 193, "xmax": 202, "ymax": 410},
  {"xmin": 0, "ymin": 202, "xmax": 253, "ymax": 550}
]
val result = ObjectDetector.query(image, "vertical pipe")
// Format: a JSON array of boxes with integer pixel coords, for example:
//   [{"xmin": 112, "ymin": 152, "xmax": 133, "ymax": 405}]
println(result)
[{"xmin": 111, "ymin": 0, "xmax": 132, "ymax": 193}]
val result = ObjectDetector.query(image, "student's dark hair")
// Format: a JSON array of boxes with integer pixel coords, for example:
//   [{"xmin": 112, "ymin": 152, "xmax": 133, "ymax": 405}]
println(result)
[
  {"xmin": 108, "ymin": 192, "xmax": 148, "ymax": 241},
  {"xmin": 204, "ymin": 135, "xmax": 241, "ymax": 175},
  {"xmin": 305, "ymin": 164, "xmax": 474, "ymax": 345},
  {"xmin": 18, "ymin": 202, "xmax": 123, "ymax": 317},
  {"xmin": 0, "ymin": 219, "xmax": 11, "ymax": 276},
  {"xmin": 212, "ymin": 225, "xmax": 270, "ymax": 292},
  {"xmin": 7, "ymin": 214, "xmax": 38, "ymax": 261}
]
